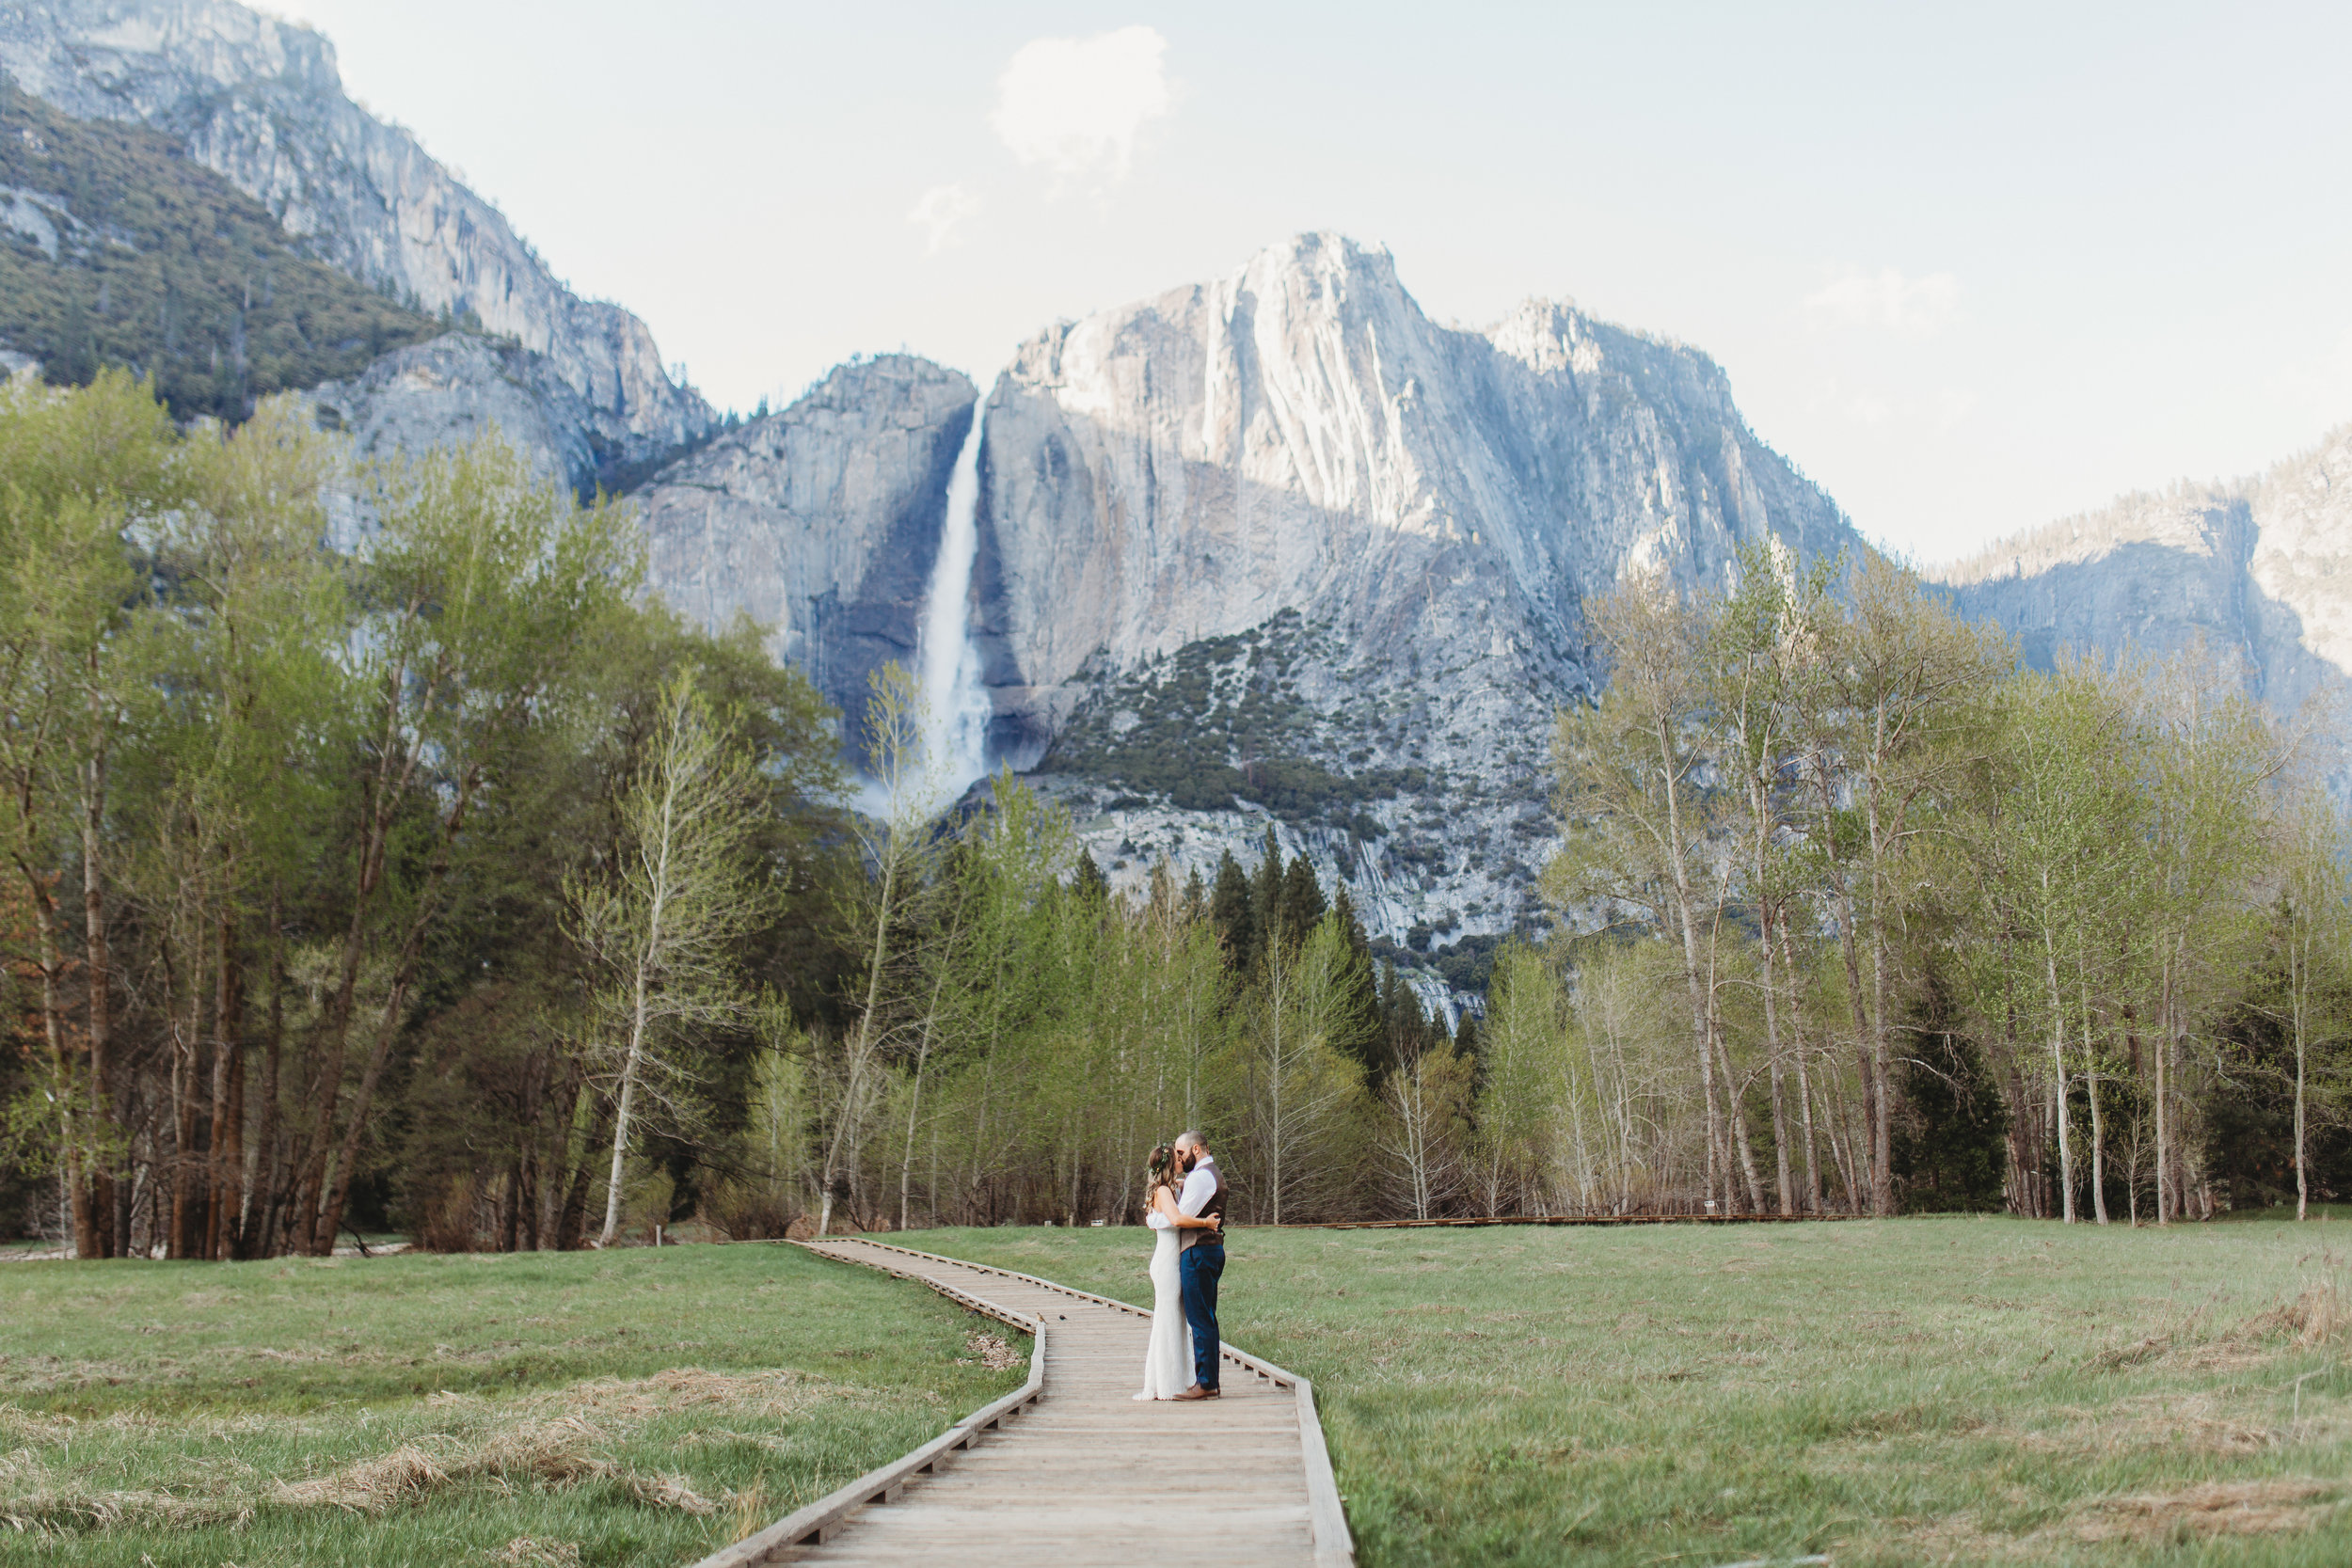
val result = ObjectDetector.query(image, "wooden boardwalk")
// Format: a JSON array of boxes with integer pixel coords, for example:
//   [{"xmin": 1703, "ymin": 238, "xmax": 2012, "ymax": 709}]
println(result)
[{"xmin": 701, "ymin": 1237, "xmax": 1348, "ymax": 1568}]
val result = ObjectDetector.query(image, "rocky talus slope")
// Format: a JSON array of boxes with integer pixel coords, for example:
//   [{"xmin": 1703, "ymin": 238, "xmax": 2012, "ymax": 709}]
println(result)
[
  {"xmin": 1931, "ymin": 424, "xmax": 2352, "ymax": 774},
  {"xmin": 0, "ymin": 0, "xmax": 710, "ymax": 478}
]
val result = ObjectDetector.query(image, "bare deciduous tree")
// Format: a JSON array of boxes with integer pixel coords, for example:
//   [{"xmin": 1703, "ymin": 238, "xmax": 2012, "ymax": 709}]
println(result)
[{"xmin": 566, "ymin": 671, "xmax": 769, "ymax": 1248}]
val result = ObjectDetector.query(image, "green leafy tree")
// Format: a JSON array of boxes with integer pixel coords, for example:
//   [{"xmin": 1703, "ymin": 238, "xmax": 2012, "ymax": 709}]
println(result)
[
  {"xmin": 0, "ymin": 368, "xmax": 179, "ymax": 1257},
  {"xmin": 287, "ymin": 430, "xmax": 636, "ymax": 1256}
]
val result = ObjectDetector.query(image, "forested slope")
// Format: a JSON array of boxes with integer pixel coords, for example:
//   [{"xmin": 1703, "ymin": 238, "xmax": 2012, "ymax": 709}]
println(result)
[{"xmin": 0, "ymin": 75, "xmax": 441, "ymax": 420}]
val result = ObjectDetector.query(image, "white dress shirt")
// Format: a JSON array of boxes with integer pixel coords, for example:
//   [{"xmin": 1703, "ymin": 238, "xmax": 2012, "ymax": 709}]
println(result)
[{"xmin": 1177, "ymin": 1155, "xmax": 1219, "ymax": 1247}]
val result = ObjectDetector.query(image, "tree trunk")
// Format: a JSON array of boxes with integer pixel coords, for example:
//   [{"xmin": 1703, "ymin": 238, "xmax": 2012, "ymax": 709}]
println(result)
[
  {"xmin": 1788, "ymin": 1010, "xmax": 1820, "ymax": 1213},
  {"xmin": 824, "ymin": 832, "xmax": 903, "ymax": 1237},
  {"xmin": 2295, "ymin": 949, "xmax": 2309, "ymax": 1223},
  {"xmin": 2087, "ymin": 1069, "xmax": 2109, "ymax": 1226},
  {"xmin": 2154, "ymin": 951, "xmax": 2171, "ymax": 1226},
  {"xmin": 80, "ymin": 732, "xmax": 118, "ymax": 1258},
  {"xmin": 167, "ymin": 936, "xmax": 200, "ymax": 1259},
  {"xmin": 1715, "ymin": 1026, "xmax": 1766, "ymax": 1212},
  {"xmin": 557, "ymin": 1085, "xmax": 612, "ymax": 1250},
  {"xmin": 17, "ymin": 866, "xmax": 86, "ymax": 1256},
  {"xmin": 312, "ymin": 943, "xmax": 425, "ymax": 1253},
  {"xmin": 294, "ymin": 662, "xmax": 421, "ymax": 1255},
  {"xmin": 1755, "ymin": 888, "xmax": 1792, "ymax": 1214},
  {"xmin": 898, "ymin": 899, "xmax": 963, "ymax": 1233},
  {"xmin": 1820, "ymin": 1085, "xmax": 1858, "ymax": 1212},
  {"xmin": 1862, "ymin": 769, "xmax": 1897, "ymax": 1216},
  {"xmin": 242, "ymin": 895, "xmax": 286, "ymax": 1259},
  {"xmin": 598, "ymin": 981, "xmax": 651, "ymax": 1247},
  {"xmin": 310, "ymin": 764, "xmax": 479, "ymax": 1256},
  {"xmin": 1661, "ymin": 721, "xmax": 1722, "ymax": 1209},
  {"xmin": 2041, "ymin": 896, "xmax": 2074, "ymax": 1223},
  {"xmin": 1815, "ymin": 760, "xmax": 1881, "ymax": 1216},
  {"xmin": 206, "ymin": 906, "xmax": 242, "ymax": 1259}
]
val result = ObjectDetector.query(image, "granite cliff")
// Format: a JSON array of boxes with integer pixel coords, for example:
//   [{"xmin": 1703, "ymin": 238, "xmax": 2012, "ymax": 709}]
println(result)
[
  {"xmin": 633, "ymin": 356, "xmax": 977, "ymax": 747},
  {"xmin": 0, "ymin": 0, "xmax": 710, "ymax": 478},
  {"xmin": 964, "ymin": 235, "xmax": 1856, "ymax": 979},
  {"xmin": 1931, "ymin": 425, "xmax": 2352, "ymax": 776},
  {"xmin": 604, "ymin": 235, "xmax": 1859, "ymax": 993}
]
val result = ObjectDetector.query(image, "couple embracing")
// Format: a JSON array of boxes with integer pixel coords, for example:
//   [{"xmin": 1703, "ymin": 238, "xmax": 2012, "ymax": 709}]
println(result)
[{"xmin": 1135, "ymin": 1131, "xmax": 1228, "ymax": 1402}]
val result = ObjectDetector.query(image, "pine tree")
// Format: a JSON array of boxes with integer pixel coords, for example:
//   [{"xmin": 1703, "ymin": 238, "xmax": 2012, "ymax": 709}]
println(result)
[
  {"xmin": 1250, "ymin": 827, "xmax": 1286, "ymax": 948},
  {"xmin": 1280, "ymin": 854, "xmax": 1328, "ymax": 943},
  {"xmin": 1073, "ymin": 849, "xmax": 1111, "ymax": 907},
  {"xmin": 1380, "ymin": 959, "xmax": 1432, "ymax": 1073},
  {"xmin": 1333, "ymin": 883, "xmax": 1371, "ymax": 957},
  {"xmin": 1330, "ymin": 883, "xmax": 1387, "ymax": 1080},
  {"xmin": 1209, "ymin": 850, "xmax": 1255, "ymax": 970},
  {"xmin": 1453, "ymin": 1010, "xmax": 1481, "ymax": 1060},
  {"xmin": 1183, "ymin": 865, "xmax": 1208, "ymax": 926}
]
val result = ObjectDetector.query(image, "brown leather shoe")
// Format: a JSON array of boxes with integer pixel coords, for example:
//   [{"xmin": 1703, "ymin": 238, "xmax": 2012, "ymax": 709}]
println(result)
[{"xmin": 1174, "ymin": 1385, "xmax": 1210, "ymax": 1401}]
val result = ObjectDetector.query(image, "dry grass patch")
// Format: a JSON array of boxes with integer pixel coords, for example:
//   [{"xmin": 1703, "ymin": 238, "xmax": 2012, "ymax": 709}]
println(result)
[
  {"xmin": 2010, "ymin": 1391, "xmax": 2283, "ymax": 1456},
  {"xmin": 2235, "ymin": 1278, "xmax": 2352, "ymax": 1349},
  {"xmin": 2070, "ymin": 1478, "xmax": 2339, "ymax": 1544},
  {"xmin": 272, "ymin": 1442, "xmax": 453, "ymax": 1513},
  {"xmin": 955, "ymin": 1331, "xmax": 1023, "ymax": 1371},
  {"xmin": 261, "ymin": 1369, "xmax": 834, "ymax": 1516}
]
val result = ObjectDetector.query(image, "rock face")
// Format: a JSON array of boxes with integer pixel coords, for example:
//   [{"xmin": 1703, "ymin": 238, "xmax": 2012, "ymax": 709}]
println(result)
[
  {"xmin": 976, "ymin": 234, "xmax": 1851, "ymax": 753},
  {"xmin": 941, "ymin": 234, "xmax": 1857, "ymax": 974},
  {"xmin": 634, "ymin": 356, "xmax": 977, "ymax": 745},
  {"xmin": 614, "ymin": 236, "xmax": 1852, "ymax": 984},
  {"xmin": 305, "ymin": 333, "xmax": 602, "ymax": 488},
  {"xmin": 1932, "ymin": 426, "xmax": 2352, "ymax": 769},
  {"xmin": 0, "ymin": 0, "xmax": 710, "ymax": 467}
]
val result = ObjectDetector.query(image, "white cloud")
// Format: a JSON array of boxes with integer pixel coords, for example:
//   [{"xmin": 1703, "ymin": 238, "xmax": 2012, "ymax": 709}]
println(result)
[
  {"xmin": 1843, "ymin": 391, "xmax": 1892, "ymax": 426},
  {"xmin": 992, "ymin": 25, "xmax": 1170, "ymax": 189},
  {"xmin": 908, "ymin": 183, "xmax": 980, "ymax": 253},
  {"xmin": 1805, "ymin": 267, "xmax": 1960, "ymax": 336}
]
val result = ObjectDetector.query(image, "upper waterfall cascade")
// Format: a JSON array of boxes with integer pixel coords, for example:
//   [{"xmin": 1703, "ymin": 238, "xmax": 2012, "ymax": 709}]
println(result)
[{"xmin": 915, "ymin": 406, "xmax": 993, "ymax": 802}]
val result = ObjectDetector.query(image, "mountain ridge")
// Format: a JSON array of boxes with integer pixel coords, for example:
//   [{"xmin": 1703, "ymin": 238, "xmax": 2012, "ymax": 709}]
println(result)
[
  {"xmin": 0, "ymin": 0, "xmax": 711, "ymax": 471},
  {"xmin": 1929, "ymin": 423, "xmax": 2352, "ymax": 768},
  {"xmin": 13, "ymin": 0, "xmax": 2351, "ymax": 1003}
]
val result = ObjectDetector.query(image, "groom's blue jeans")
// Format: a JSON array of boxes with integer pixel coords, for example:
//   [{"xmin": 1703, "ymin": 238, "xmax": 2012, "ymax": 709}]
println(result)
[{"xmin": 1180, "ymin": 1240, "xmax": 1224, "ymax": 1390}]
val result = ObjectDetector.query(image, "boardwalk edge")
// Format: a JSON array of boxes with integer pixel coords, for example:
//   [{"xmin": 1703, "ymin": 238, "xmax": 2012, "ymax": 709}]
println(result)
[{"xmin": 688, "ymin": 1243, "xmax": 1046, "ymax": 1567}]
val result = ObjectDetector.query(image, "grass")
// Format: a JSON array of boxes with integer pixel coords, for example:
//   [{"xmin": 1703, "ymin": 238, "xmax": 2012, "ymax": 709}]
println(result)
[
  {"xmin": 893, "ymin": 1216, "xmax": 2352, "ymax": 1566},
  {"xmin": 0, "ymin": 1243, "xmax": 1025, "ymax": 1565}
]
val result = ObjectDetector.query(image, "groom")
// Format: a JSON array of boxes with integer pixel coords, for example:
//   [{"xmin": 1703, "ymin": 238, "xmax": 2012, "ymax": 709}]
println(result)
[{"xmin": 1171, "ymin": 1130, "xmax": 1226, "ymax": 1402}]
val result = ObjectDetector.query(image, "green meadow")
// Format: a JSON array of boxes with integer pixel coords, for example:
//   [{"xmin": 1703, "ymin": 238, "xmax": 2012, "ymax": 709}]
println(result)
[
  {"xmin": 12, "ymin": 1218, "xmax": 2352, "ymax": 1565},
  {"xmin": 0, "ymin": 1243, "xmax": 1023, "ymax": 1566},
  {"xmin": 900, "ymin": 1216, "xmax": 2352, "ymax": 1566}
]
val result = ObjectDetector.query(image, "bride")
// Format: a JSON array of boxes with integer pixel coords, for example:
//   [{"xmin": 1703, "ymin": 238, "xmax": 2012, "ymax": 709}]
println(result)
[{"xmin": 1136, "ymin": 1143, "xmax": 1217, "ymax": 1401}]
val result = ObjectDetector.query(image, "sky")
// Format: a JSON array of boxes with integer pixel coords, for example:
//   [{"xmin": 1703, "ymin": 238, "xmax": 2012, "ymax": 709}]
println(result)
[{"xmin": 263, "ymin": 1, "xmax": 2352, "ymax": 564}]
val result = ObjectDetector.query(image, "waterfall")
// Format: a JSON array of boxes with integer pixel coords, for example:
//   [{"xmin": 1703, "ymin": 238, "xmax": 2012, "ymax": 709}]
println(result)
[{"xmin": 914, "ymin": 404, "xmax": 993, "ymax": 801}]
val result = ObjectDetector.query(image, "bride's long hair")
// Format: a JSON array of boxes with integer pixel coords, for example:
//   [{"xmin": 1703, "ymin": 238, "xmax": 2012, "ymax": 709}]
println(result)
[{"xmin": 1146, "ymin": 1144, "xmax": 1180, "ymax": 1196}]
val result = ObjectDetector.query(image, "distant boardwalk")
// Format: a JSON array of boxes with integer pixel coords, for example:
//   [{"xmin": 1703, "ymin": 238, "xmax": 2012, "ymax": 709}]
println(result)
[{"xmin": 707, "ymin": 1238, "xmax": 1345, "ymax": 1567}]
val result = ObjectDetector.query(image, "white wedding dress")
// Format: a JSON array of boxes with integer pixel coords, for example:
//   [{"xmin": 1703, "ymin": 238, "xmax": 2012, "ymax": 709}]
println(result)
[{"xmin": 1135, "ymin": 1209, "xmax": 1196, "ymax": 1400}]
